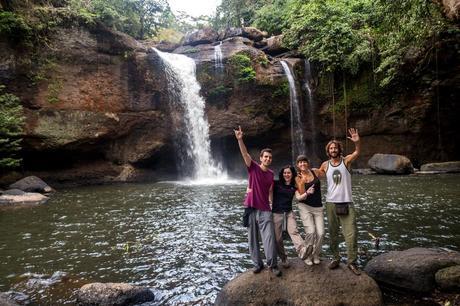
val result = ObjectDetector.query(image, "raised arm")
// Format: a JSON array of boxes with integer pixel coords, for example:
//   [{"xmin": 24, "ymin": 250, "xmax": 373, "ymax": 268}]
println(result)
[
  {"xmin": 344, "ymin": 128, "xmax": 361, "ymax": 167},
  {"xmin": 234, "ymin": 126, "xmax": 252, "ymax": 167},
  {"xmin": 313, "ymin": 165, "xmax": 326, "ymax": 178}
]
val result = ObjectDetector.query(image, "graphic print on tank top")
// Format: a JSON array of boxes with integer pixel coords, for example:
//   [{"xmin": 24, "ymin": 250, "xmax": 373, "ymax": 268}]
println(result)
[{"xmin": 332, "ymin": 169, "xmax": 342, "ymax": 185}]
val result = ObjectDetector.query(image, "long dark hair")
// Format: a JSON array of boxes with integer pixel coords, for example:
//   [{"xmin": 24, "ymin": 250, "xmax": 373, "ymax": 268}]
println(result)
[{"xmin": 278, "ymin": 165, "xmax": 297, "ymax": 187}]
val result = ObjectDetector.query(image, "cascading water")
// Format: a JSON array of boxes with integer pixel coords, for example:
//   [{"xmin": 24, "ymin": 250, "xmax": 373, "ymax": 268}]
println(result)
[
  {"xmin": 214, "ymin": 41, "xmax": 224, "ymax": 70},
  {"xmin": 281, "ymin": 60, "xmax": 306, "ymax": 163},
  {"xmin": 154, "ymin": 48, "xmax": 227, "ymax": 183},
  {"xmin": 303, "ymin": 59, "xmax": 319, "ymax": 165}
]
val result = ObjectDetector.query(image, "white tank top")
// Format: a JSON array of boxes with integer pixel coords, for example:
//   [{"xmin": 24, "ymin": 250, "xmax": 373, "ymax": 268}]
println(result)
[{"xmin": 326, "ymin": 158, "xmax": 353, "ymax": 203}]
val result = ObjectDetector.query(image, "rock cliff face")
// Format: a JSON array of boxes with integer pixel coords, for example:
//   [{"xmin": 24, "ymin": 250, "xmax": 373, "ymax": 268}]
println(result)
[{"xmin": 1, "ymin": 24, "xmax": 458, "ymax": 184}]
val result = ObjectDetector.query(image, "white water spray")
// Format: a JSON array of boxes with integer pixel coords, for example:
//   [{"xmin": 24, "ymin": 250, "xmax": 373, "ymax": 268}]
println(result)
[
  {"xmin": 281, "ymin": 60, "xmax": 306, "ymax": 163},
  {"xmin": 154, "ymin": 48, "xmax": 227, "ymax": 182}
]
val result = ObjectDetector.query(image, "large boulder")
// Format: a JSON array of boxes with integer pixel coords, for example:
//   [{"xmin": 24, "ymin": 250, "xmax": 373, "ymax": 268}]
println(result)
[
  {"xmin": 215, "ymin": 258, "xmax": 382, "ymax": 306},
  {"xmin": 182, "ymin": 28, "xmax": 219, "ymax": 46},
  {"xmin": 368, "ymin": 153, "xmax": 414, "ymax": 174},
  {"xmin": 76, "ymin": 282, "xmax": 155, "ymax": 306},
  {"xmin": 264, "ymin": 35, "xmax": 289, "ymax": 56},
  {"xmin": 242, "ymin": 27, "xmax": 267, "ymax": 42},
  {"xmin": 9, "ymin": 176, "xmax": 53, "ymax": 193},
  {"xmin": 420, "ymin": 161, "xmax": 460, "ymax": 173},
  {"xmin": 435, "ymin": 265, "xmax": 460, "ymax": 291},
  {"xmin": 218, "ymin": 27, "xmax": 244, "ymax": 41},
  {"xmin": 364, "ymin": 248, "xmax": 460, "ymax": 293}
]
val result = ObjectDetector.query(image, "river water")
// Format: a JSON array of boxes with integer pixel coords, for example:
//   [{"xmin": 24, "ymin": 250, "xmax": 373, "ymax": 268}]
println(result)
[{"xmin": 0, "ymin": 174, "xmax": 459, "ymax": 304}]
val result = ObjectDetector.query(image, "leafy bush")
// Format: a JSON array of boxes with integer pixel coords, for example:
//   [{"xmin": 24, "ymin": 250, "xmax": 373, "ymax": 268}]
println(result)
[
  {"xmin": 272, "ymin": 81, "xmax": 289, "ymax": 98},
  {"xmin": 0, "ymin": 11, "xmax": 32, "ymax": 45},
  {"xmin": 229, "ymin": 53, "xmax": 256, "ymax": 83},
  {"xmin": 0, "ymin": 86, "xmax": 24, "ymax": 169}
]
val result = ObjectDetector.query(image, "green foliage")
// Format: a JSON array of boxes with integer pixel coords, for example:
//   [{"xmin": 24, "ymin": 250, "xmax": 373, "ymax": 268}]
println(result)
[
  {"xmin": 30, "ymin": 57, "xmax": 58, "ymax": 85},
  {"xmin": 272, "ymin": 81, "xmax": 289, "ymax": 98},
  {"xmin": 253, "ymin": 0, "xmax": 288, "ymax": 35},
  {"xmin": 229, "ymin": 53, "xmax": 256, "ymax": 83},
  {"xmin": 47, "ymin": 78, "xmax": 63, "ymax": 104},
  {"xmin": 282, "ymin": 0, "xmax": 373, "ymax": 75},
  {"xmin": 257, "ymin": 53, "xmax": 269, "ymax": 67},
  {"xmin": 372, "ymin": 0, "xmax": 453, "ymax": 87},
  {"xmin": 0, "ymin": 85, "xmax": 24, "ymax": 169},
  {"xmin": 153, "ymin": 28, "xmax": 183, "ymax": 43},
  {"xmin": 213, "ymin": 0, "xmax": 266, "ymax": 29},
  {"xmin": 208, "ymin": 85, "xmax": 232, "ymax": 98},
  {"xmin": 0, "ymin": 11, "xmax": 32, "ymax": 45}
]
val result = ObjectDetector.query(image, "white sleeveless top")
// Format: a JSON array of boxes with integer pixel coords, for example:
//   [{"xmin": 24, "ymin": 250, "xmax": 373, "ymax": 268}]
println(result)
[{"xmin": 326, "ymin": 158, "xmax": 353, "ymax": 203}]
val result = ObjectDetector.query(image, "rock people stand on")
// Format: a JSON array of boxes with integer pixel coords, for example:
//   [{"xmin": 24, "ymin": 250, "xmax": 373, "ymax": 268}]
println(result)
[
  {"xmin": 318, "ymin": 128, "xmax": 362, "ymax": 275},
  {"xmin": 234, "ymin": 126, "xmax": 282, "ymax": 277},
  {"xmin": 272, "ymin": 165, "xmax": 313, "ymax": 268},
  {"xmin": 295, "ymin": 155, "xmax": 325, "ymax": 266}
]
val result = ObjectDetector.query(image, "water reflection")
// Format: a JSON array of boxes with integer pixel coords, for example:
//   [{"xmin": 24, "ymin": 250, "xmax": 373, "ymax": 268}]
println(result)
[{"xmin": 0, "ymin": 174, "xmax": 459, "ymax": 304}]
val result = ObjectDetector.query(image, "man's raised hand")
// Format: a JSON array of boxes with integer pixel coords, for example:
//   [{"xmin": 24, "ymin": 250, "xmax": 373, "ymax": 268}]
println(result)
[{"xmin": 347, "ymin": 128, "xmax": 360, "ymax": 143}]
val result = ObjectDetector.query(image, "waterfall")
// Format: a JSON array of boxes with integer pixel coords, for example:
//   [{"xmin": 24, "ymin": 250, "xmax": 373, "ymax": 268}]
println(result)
[
  {"xmin": 214, "ymin": 42, "xmax": 224, "ymax": 70},
  {"xmin": 303, "ymin": 59, "xmax": 319, "ymax": 165},
  {"xmin": 281, "ymin": 60, "xmax": 306, "ymax": 163},
  {"xmin": 154, "ymin": 48, "xmax": 227, "ymax": 182}
]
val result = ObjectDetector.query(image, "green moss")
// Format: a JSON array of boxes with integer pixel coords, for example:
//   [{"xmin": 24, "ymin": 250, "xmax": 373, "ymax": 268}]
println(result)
[
  {"xmin": 257, "ymin": 54, "xmax": 269, "ymax": 67},
  {"xmin": 181, "ymin": 47, "xmax": 200, "ymax": 54},
  {"xmin": 31, "ymin": 57, "xmax": 58, "ymax": 85},
  {"xmin": 331, "ymin": 70, "xmax": 385, "ymax": 114},
  {"xmin": 47, "ymin": 78, "xmax": 63, "ymax": 104},
  {"xmin": 208, "ymin": 85, "xmax": 232, "ymax": 98},
  {"xmin": 242, "ymin": 104, "xmax": 258, "ymax": 117},
  {"xmin": 229, "ymin": 53, "xmax": 256, "ymax": 83}
]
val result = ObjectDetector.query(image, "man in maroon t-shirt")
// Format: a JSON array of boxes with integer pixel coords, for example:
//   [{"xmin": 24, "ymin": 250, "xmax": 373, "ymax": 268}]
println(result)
[{"xmin": 234, "ymin": 126, "xmax": 281, "ymax": 277}]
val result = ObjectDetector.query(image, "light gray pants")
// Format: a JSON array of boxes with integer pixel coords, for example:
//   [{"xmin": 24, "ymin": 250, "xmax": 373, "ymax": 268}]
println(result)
[
  {"xmin": 298, "ymin": 203, "xmax": 324, "ymax": 258},
  {"xmin": 248, "ymin": 209, "xmax": 278, "ymax": 268}
]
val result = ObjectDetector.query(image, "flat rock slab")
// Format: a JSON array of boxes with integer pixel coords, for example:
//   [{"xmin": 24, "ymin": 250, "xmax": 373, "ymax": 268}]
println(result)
[
  {"xmin": 215, "ymin": 258, "xmax": 382, "ymax": 306},
  {"xmin": 420, "ymin": 161, "xmax": 460, "ymax": 173},
  {"xmin": 0, "ymin": 192, "xmax": 49, "ymax": 205},
  {"xmin": 365, "ymin": 248, "xmax": 460, "ymax": 293},
  {"xmin": 76, "ymin": 282, "xmax": 154, "ymax": 305}
]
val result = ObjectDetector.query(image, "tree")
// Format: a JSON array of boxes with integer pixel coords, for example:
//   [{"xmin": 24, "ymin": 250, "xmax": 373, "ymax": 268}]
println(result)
[{"xmin": 0, "ymin": 85, "xmax": 24, "ymax": 169}]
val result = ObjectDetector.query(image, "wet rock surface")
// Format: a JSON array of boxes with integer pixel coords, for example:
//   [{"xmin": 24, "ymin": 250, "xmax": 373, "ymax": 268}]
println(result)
[
  {"xmin": 215, "ymin": 258, "xmax": 382, "ymax": 306},
  {"xmin": 368, "ymin": 153, "xmax": 414, "ymax": 174},
  {"xmin": 365, "ymin": 247, "xmax": 460, "ymax": 293},
  {"xmin": 9, "ymin": 176, "xmax": 53, "ymax": 193},
  {"xmin": 420, "ymin": 161, "xmax": 460, "ymax": 173},
  {"xmin": 435, "ymin": 265, "xmax": 460, "ymax": 291},
  {"xmin": 76, "ymin": 282, "xmax": 155, "ymax": 306},
  {"xmin": 0, "ymin": 191, "xmax": 49, "ymax": 206}
]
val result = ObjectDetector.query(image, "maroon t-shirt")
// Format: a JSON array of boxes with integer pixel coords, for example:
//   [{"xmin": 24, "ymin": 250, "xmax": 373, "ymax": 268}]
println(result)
[{"xmin": 244, "ymin": 160, "xmax": 274, "ymax": 211}]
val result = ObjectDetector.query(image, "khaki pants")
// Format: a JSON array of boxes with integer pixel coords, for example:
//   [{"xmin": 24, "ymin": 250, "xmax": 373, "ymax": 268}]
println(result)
[
  {"xmin": 273, "ymin": 211, "xmax": 306, "ymax": 261},
  {"xmin": 298, "ymin": 203, "xmax": 324, "ymax": 257},
  {"xmin": 326, "ymin": 202, "xmax": 358, "ymax": 263}
]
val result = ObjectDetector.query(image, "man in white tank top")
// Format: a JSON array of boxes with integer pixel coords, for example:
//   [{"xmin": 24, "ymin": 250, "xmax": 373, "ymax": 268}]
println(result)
[{"xmin": 318, "ymin": 128, "xmax": 361, "ymax": 275}]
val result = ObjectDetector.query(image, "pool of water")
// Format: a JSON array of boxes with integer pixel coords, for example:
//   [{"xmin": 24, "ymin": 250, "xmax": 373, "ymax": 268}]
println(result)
[{"xmin": 0, "ymin": 174, "xmax": 459, "ymax": 304}]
